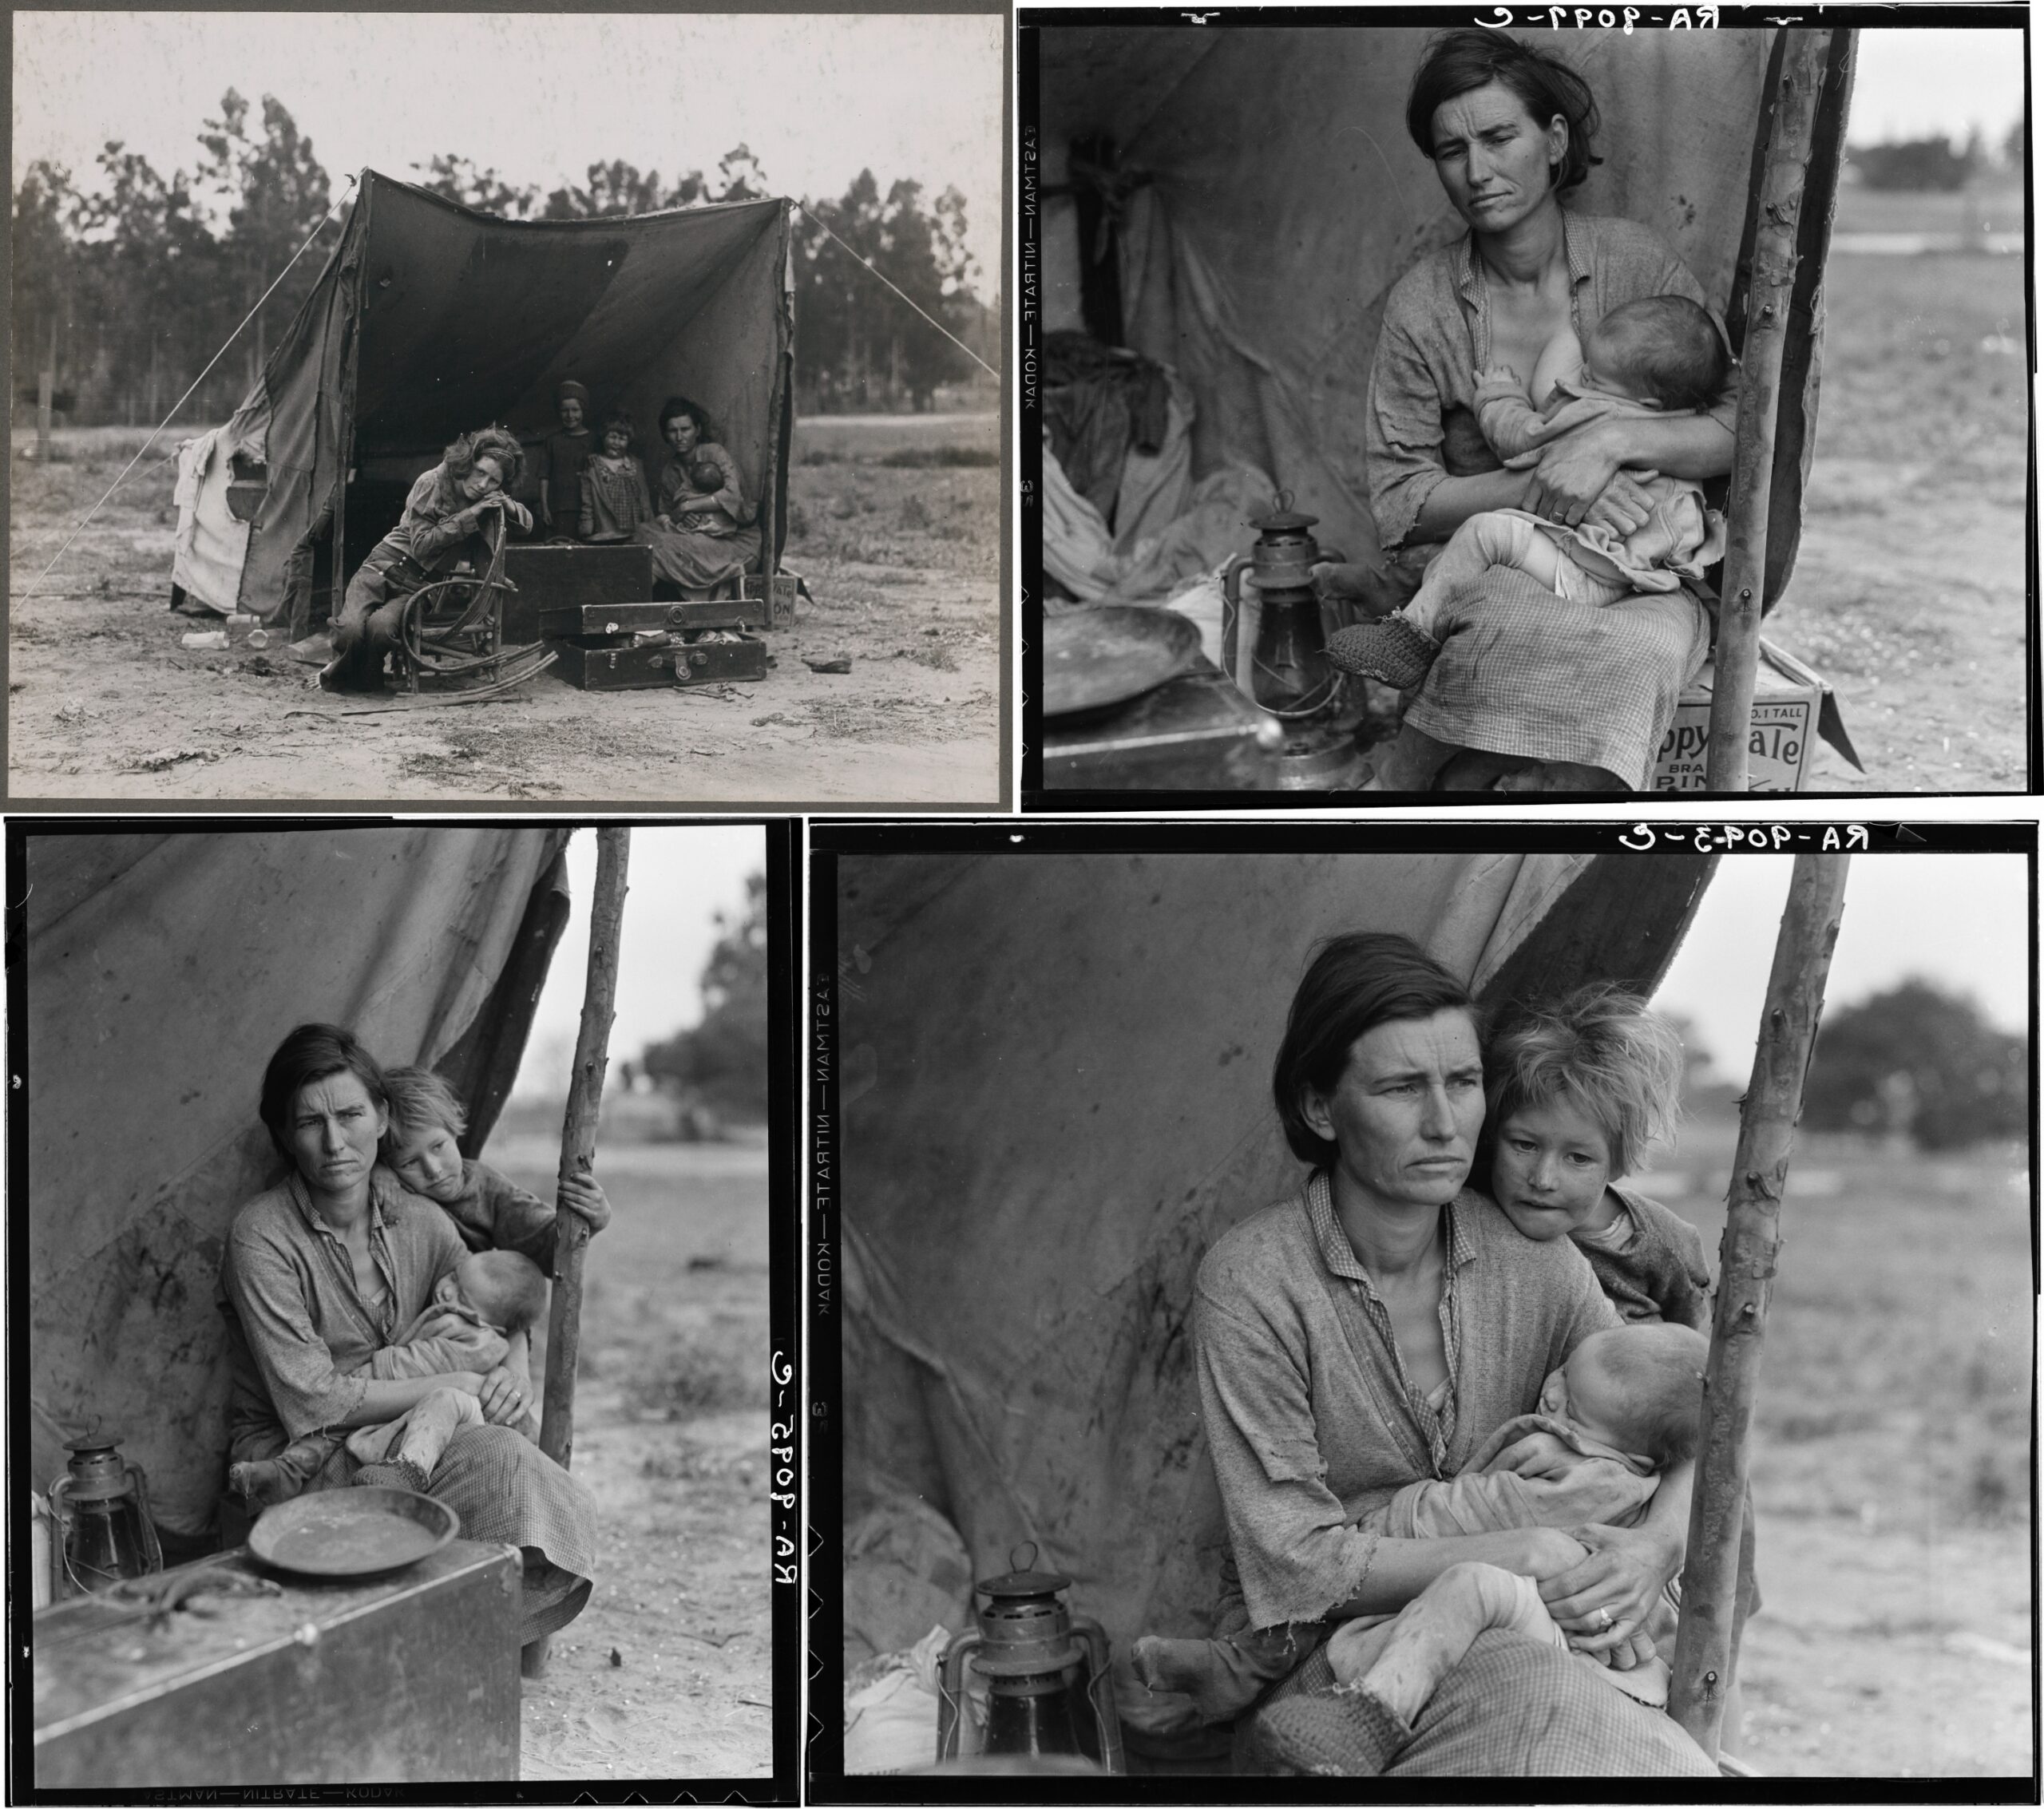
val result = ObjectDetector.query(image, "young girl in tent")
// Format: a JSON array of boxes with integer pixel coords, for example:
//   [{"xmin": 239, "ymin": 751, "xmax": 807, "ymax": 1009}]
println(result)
[
  {"xmin": 580, "ymin": 412, "xmax": 656, "ymax": 542},
  {"xmin": 540, "ymin": 381, "xmax": 596, "ymax": 537}
]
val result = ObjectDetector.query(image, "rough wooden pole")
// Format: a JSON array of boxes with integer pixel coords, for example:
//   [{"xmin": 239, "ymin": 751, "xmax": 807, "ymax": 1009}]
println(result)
[
  {"xmin": 1705, "ymin": 29, "xmax": 1834, "ymax": 793},
  {"xmin": 1670, "ymin": 853, "xmax": 1850, "ymax": 1756},
  {"xmin": 540, "ymin": 826, "xmax": 631, "ymax": 1473}
]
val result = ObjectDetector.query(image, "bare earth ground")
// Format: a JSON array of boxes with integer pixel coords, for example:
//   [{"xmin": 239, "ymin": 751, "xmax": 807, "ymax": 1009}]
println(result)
[
  {"xmin": 6, "ymin": 413, "xmax": 1000, "ymax": 806},
  {"xmin": 1758, "ymin": 249, "xmax": 2029, "ymax": 792},
  {"xmin": 481, "ymin": 1135, "xmax": 775, "ymax": 1782},
  {"xmin": 1632, "ymin": 1121, "xmax": 2031, "ymax": 1776}
]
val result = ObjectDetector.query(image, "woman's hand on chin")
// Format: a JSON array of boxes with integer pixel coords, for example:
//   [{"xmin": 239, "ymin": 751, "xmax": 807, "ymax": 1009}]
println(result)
[
  {"xmin": 1535, "ymin": 1521, "xmax": 1669, "ymax": 1661},
  {"xmin": 477, "ymin": 1364, "xmax": 531, "ymax": 1427},
  {"xmin": 1527, "ymin": 422, "xmax": 1623, "ymax": 527}
]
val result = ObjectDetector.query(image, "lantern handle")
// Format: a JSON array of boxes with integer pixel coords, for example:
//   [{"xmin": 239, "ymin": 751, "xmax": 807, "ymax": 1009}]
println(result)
[
  {"xmin": 1273, "ymin": 488, "xmax": 1294, "ymax": 513},
  {"xmin": 1009, "ymin": 1539, "xmax": 1039, "ymax": 1574}
]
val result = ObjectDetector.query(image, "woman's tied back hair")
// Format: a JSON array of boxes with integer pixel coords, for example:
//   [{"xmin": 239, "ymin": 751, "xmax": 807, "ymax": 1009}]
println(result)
[
  {"xmin": 259, "ymin": 1023, "xmax": 390, "ymax": 1162},
  {"xmin": 442, "ymin": 424, "xmax": 526, "ymax": 491},
  {"xmin": 382, "ymin": 1065, "xmax": 470, "ymax": 1143},
  {"xmin": 1484, "ymin": 981, "xmax": 1686, "ymax": 1180},
  {"xmin": 1598, "ymin": 295, "xmax": 1732, "ymax": 413},
  {"xmin": 1586, "ymin": 1322, "xmax": 1710, "ymax": 1466},
  {"xmin": 1273, "ymin": 932, "xmax": 1481, "ymax": 1166},
  {"xmin": 658, "ymin": 394, "xmax": 716, "ymax": 442},
  {"xmin": 1405, "ymin": 29, "xmax": 1604, "ymax": 195}
]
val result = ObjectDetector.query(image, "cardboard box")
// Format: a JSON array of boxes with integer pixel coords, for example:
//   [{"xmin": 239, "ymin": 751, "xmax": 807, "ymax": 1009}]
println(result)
[{"xmin": 1651, "ymin": 638, "xmax": 1835, "ymax": 793}]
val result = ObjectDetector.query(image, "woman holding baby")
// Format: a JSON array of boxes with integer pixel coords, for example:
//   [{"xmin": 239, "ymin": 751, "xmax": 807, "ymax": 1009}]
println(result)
[
  {"xmin": 1168, "ymin": 935, "xmax": 1717, "ymax": 1775},
  {"xmin": 1334, "ymin": 30, "xmax": 1737, "ymax": 792},
  {"xmin": 218, "ymin": 1023, "xmax": 602, "ymax": 1654}
]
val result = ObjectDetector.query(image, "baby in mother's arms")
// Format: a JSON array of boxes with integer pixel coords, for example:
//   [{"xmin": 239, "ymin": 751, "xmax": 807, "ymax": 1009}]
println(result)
[
  {"xmin": 1323, "ymin": 295, "xmax": 1730, "ymax": 700},
  {"xmin": 228, "ymin": 1248, "xmax": 549, "ymax": 1506}
]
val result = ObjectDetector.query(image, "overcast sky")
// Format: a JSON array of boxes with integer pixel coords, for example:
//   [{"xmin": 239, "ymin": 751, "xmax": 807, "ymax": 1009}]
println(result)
[
  {"xmin": 12, "ymin": 11, "xmax": 1004, "ymax": 292},
  {"xmin": 1846, "ymin": 29, "xmax": 2026, "ymax": 147},
  {"xmin": 511, "ymin": 824, "xmax": 763, "ymax": 1100},
  {"xmin": 1655, "ymin": 853, "xmax": 2029, "ymax": 1082}
]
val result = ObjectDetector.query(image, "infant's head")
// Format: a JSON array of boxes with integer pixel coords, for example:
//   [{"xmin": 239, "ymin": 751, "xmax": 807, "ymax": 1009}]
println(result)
[
  {"xmin": 1579, "ymin": 295, "xmax": 1730, "ymax": 414},
  {"xmin": 438, "ymin": 1249, "xmax": 549, "ymax": 1334},
  {"xmin": 1539, "ymin": 1323, "xmax": 1709, "ymax": 1466}
]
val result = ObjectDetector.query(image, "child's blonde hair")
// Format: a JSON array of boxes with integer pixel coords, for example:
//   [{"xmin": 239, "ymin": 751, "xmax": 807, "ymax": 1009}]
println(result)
[
  {"xmin": 382, "ymin": 1065, "xmax": 469, "ymax": 1142},
  {"xmin": 1484, "ymin": 982, "xmax": 1684, "ymax": 1178}
]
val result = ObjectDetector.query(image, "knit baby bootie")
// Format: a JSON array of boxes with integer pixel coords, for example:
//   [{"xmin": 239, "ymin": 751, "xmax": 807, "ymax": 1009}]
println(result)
[
  {"xmin": 1324, "ymin": 614, "xmax": 1440, "ymax": 691},
  {"xmin": 354, "ymin": 1457, "xmax": 432, "ymax": 1494}
]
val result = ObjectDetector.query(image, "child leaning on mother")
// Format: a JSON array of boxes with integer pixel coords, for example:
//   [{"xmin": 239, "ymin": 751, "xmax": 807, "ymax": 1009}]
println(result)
[
  {"xmin": 216, "ymin": 1023, "xmax": 613, "ymax": 1660},
  {"xmin": 1143, "ymin": 935, "xmax": 1731, "ymax": 1776},
  {"xmin": 1321, "ymin": 30, "xmax": 1738, "ymax": 794}
]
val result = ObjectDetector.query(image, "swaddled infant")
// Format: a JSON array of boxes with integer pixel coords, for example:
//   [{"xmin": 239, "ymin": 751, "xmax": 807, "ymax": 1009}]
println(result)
[{"xmin": 1133, "ymin": 1321, "xmax": 1709, "ymax": 1723}]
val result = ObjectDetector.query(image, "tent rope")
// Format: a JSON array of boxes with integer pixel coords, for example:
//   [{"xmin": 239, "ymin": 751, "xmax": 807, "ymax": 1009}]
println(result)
[
  {"xmin": 23, "ymin": 174, "xmax": 358, "ymax": 601},
  {"xmin": 794, "ymin": 199, "xmax": 996, "ymax": 381}
]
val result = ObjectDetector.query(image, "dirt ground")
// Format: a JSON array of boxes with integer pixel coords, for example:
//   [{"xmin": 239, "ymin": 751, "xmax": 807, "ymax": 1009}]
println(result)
[
  {"xmin": 481, "ymin": 1133, "xmax": 777, "ymax": 1782},
  {"xmin": 6, "ymin": 413, "xmax": 1000, "ymax": 806},
  {"xmin": 1631, "ymin": 1122, "xmax": 2032, "ymax": 1776},
  {"xmin": 1754, "ymin": 248, "xmax": 2029, "ymax": 793}
]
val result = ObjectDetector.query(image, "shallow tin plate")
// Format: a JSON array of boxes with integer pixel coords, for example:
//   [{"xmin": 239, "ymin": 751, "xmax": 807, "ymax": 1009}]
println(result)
[
  {"xmin": 1044, "ymin": 607, "xmax": 1203, "ymax": 718},
  {"xmin": 248, "ymin": 1486, "xmax": 459, "ymax": 1578}
]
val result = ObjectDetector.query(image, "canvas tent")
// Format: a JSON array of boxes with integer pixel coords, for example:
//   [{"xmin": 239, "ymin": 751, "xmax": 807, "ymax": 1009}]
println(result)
[
  {"xmin": 838, "ymin": 850, "xmax": 1717, "ymax": 1665},
  {"xmin": 23, "ymin": 827, "xmax": 572, "ymax": 1537},
  {"xmin": 1036, "ymin": 25, "xmax": 1843, "ymax": 608},
  {"xmin": 171, "ymin": 172, "xmax": 796, "ymax": 624}
]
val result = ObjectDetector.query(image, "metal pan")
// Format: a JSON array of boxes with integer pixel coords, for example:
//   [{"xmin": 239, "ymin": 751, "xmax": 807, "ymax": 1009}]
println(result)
[
  {"xmin": 1044, "ymin": 606, "xmax": 1203, "ymax": 718},
  {"xmin": 248, "ymin": 1486, "xmax": 459, "ymax": 1579}
]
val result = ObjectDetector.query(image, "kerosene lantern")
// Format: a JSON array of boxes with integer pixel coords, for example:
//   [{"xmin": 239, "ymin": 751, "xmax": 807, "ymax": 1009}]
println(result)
[
  {"xmin": 47, "ymin": 1436, "xmax": 164, "ymax": 1597},
  {"xmin": 1220, "ymin": 494, "xmax": 1369, "ymax": 789},
  {"xmin": 936, "ymin": 1544, "xmax": 1125, "ymax": 1772}
]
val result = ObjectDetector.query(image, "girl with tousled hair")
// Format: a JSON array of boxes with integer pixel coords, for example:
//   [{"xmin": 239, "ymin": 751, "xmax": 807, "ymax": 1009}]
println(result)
[{"xmin": 322, "ymin": 423, "xmax": 533, "ymax": 692}]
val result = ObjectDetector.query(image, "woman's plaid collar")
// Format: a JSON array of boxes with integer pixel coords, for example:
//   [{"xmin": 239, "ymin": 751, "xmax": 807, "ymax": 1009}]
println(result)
[
  {"xmin": 1456, "ymin": 207, "xmax": 1594, "ymax": 299},
  {"xmin": 1305, "ymin": 1170, "xmax": 1477, "ymax": 1281}
]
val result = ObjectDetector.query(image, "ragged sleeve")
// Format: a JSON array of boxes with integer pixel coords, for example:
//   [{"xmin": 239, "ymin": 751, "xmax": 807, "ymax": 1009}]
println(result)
[
  {"xmin": 395, "ymin": 465, "xmax": 478, "ymax": 568},
  {"xmin": 473, "ymin": 1162, "xmax": 560, "ymax": 1272},
  {"xmin": 1193, "ymin": 1261, "xmax": 1380, "ymax": 1630},
  {"xmin": 1365, "ymin": 303, "xmax": 1454, "ymax": 554}
]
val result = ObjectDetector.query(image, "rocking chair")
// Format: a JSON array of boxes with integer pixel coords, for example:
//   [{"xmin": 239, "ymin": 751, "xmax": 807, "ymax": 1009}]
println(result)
[{"xmin": 393, "ymin": 511, "xmax": 556, "ymax": 695}]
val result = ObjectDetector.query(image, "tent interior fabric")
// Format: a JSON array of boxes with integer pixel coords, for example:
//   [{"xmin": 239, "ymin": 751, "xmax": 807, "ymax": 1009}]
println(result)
[
  {"xmin": 25, "ymin": 827, "xmax": 572, "ymax": 1534},
  {"xmin": 839, "ymin": 850, "xmax": 1716, "ymax": 1664},
  {"xmin": 1036, "ymin": 26, "xmax": 1830, "ymax": 602},
  {"xmin": 172, "ymin": 172, "xmax": 796, "ymax": 619}
]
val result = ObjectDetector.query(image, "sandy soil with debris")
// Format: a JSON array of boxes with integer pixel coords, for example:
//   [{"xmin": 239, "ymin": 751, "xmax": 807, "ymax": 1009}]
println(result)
[
  {"xmin": 485, "ymin": 1135, "xmax": 777, "ymax": 1782},
  {"xmin": 8, "ymin": 414, "xmax": 1001, "ymax": 806}
]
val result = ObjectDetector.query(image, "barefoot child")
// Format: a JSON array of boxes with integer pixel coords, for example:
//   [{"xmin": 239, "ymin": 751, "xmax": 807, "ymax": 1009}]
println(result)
[
  {"xmin": 228, "ymin": 1247, "xmax": 549, "ymax": 1504},
  {"xmin": 1324, "ymin": 295, "xmax": 1729, "ymax": 691}
]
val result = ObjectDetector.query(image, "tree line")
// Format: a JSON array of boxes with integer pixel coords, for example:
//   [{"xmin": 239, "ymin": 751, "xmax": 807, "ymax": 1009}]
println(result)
[{"xmin": 12, "ymin": 91, "xmax": 996, "ymax": 429}]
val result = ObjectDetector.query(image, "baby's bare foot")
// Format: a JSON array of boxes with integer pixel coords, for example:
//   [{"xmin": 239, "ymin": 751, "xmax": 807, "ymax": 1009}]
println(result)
[{"xmin": 228, "ymin": 1459, "xmax": 299, "ymax": 1509}]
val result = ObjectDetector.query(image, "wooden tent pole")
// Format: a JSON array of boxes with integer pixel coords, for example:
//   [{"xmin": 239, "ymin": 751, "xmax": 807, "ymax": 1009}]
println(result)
[
  {"xmin": 540, "ymin": 826, "xmax": 632, "ymax": 1471},
  {"xmin": 1669, "ymin": 853, "xmax": 1851, "ymax": 1756},
  {"xmin": 1705, "ymin": 29, "xmax": 1834, "ymax": 793}
]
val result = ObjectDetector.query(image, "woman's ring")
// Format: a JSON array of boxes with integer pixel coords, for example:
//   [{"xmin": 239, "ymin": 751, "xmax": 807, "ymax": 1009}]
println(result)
[{"xmin": 1594, "ymin": 1607, "xmax": 1614, "ymax": 1630}]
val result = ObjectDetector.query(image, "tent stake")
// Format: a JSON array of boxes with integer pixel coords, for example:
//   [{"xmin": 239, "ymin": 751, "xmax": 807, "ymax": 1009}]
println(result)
[
  {"xmin": 1669, "ymin": 853, "xmax": 1850, "ymax": 1756},
  {"xmin": 526, "ymin": 827, "xmax": 630, "ymax": 1679},
  {"xmin": 1705, "ymin": 29, "xmax": 1833, "ymax": 793}
]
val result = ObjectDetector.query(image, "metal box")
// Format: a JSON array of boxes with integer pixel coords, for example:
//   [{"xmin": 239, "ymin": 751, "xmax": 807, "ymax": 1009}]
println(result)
[
  {"xmin": 33, "ymin": 1542, "xmax": 521, "ymax": 1787},
  {"xmin": 548, "ymin": 631, "xmax": 769, "ymax": 690},
  {"xmin": 501, "ymin": 541, "xmax": 654, "ymax": 643}
]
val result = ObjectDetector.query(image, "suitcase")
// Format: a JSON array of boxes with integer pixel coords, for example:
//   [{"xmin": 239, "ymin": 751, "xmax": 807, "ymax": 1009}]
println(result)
[
  {"xmin": 548, "ymin": 631, "xmax": 769, "ymax": 690},
  {"xmin": 33, "ymin": 1542, "xmax": 521, "ymax": 1787},
  {"xmin": 501, "ymin": 541, "xmax": 654, "ymax": 644},
  {"xmin": 538, "ymin": 570, "xmax": 797, "ymax": 638}
]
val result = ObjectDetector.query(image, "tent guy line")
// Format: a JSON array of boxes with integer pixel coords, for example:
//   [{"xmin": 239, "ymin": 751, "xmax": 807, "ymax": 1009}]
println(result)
[
  {"xmin": 23, "ymin": 176, "xmax": 358, "ymax": 603},
  {"xmin": 794, "ymin": 199, "xmax": 998, "ymax": 380}
]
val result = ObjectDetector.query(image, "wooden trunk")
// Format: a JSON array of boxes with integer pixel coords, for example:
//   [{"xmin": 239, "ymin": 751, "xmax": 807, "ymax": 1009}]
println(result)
[
  {"xmin": 33, "ymin": 1543, "xmax": 521, "ymax": 1787},
  {"xmin": 548, "ymin": 631, "xmax": 769, "ymax": 690},
  {"xmin": 501, "ymin": 542, "xmax": 656, "ymax": 644}
]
